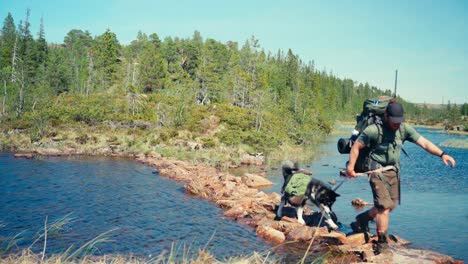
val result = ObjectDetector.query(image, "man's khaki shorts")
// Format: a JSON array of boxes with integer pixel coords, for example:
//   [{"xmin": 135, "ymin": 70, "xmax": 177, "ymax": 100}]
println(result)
[{"xmin": 369, "ymin": 170, "xmax": 399, "ymax": 210}]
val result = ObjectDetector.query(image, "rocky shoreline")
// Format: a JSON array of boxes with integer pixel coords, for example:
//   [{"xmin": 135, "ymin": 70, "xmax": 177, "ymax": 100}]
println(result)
[{"xmin": 12, "ymin": 150, "xmax": 463, "ymax": 263}]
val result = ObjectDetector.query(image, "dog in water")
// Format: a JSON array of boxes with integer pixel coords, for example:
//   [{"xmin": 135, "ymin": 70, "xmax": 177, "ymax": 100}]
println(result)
[{"xmin": 274, "ymin": 161, "xmax": 340, "ymax": 230}]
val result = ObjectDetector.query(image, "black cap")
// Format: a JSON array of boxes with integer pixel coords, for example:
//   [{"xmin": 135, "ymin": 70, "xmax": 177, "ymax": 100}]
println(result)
[{"xmin": 386, "ymin": 102, "xmax": 405, "ymax": 123}]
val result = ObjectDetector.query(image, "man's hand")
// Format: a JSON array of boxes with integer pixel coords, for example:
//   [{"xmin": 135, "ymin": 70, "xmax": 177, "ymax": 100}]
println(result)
[
  {"xmin": 442, "ymin": 154, "xmax": 456, "ymax": 167},
  {"xmin": 346, "ymin": 166, "xmax": 357, "ymax": 178}
]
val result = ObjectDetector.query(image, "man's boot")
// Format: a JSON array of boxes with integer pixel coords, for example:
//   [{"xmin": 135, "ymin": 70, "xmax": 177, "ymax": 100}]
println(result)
[
  {"xmin": 374, "ymin": 231, "xmax": 392, "ymax": 256},
  {"xmin": 350, "ymin": 210, "xmax": 372, "ymax": 233}
]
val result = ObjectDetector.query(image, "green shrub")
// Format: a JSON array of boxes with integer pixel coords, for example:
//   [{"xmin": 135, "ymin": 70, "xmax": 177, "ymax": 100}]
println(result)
[{"xmin": 201, "ymin": 137, "xmax": 217, "ymax": 148}]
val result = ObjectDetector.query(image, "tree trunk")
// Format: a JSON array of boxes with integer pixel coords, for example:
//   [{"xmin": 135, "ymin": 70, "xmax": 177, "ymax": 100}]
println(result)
[
  {"xmin": 11, "ymin": 36, "xmax": 18, "ymax": 83},
  {"xmin": 86, "ymin": 52, "xmax": 94, "ymax": 96},
  {"xmin": 2, "ymin": 80, "xmax": 6, "ymax": 116}
]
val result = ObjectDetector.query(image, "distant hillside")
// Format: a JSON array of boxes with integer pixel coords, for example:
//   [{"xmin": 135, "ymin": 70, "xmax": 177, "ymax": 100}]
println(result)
[{"xmin": 414, "ymin": 103, "xmax": 445, "ymax": 109}]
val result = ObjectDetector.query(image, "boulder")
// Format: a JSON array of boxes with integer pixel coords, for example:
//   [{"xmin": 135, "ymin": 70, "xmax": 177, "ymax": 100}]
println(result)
[
  {"xmin": 320, "ymin": 230, "xmax": 348, "ymax": 245},
  {"xmin": 35, "ymin": 148, "xmax": 62, "ymax": 156},
  {"xmin": 240, "ymin": 154, "xmax": 263, "ymax": 166},
  {"xmin": 351, "ymin": 198, "xmax": 373, "ymax": 207},
  {"xmin": 223, "ymin": 204, "xmax": 249, "ymax": 219},
  {"xmin": 346, "ymin": 233, "xmax": 367, "ymax": 246},
  {"xmin": 287, "ymin": 226, "xmax": 328, "ymax": 242},
  {"xmin": 14, "ymin": 153, "xmax": 34, "ymax": 159},
  {"xmin": 241, "ymin": 173, "xmax": 273, "ymax": 188},
  {"xmin": 256, "ymin": 225, "xmax": 285, "ymax": 244}
]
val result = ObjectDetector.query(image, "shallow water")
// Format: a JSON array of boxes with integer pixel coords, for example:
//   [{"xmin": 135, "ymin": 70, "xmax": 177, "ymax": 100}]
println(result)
[
  {"xmin": 1, "ymin": 127, "xmax": 466, "ymax": 261},
  {"xmin": 0, "ymin": 155, "xmax": 272, "ymax": 259},
  {"xmin": 263, "ymin": 126, "xmax": 468, "ymax": 261}
]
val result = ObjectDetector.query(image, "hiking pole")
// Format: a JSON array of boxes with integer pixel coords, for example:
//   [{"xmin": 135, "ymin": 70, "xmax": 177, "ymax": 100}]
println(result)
[
  {"xmin": 333, "ymin": 165, "xmax": 396, "ymax": 191},
  {"xmin": 355, "ymin": 165, "xmax": 396, "ymax": 177}
]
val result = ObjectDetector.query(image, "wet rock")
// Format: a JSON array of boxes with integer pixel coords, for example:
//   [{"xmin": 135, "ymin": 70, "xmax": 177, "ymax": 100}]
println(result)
[
  {"xmin": 224, "ymin": 204, "xmax": 249, "ymax": 219},
  {"xmin": 319, "ymin": 230, "xmax": 348, "ymax": 245},
  {"xmin": 256, "ymin": 225, "xmax": 285, "ymax": 244},
  {"xmin": 375, "ymin": 245, "xmax": 457, "ymax": 264},
  {"xmin": 280, "ymin": 216, "xmax": 299, "ymax": 223},
  {"xmin": 345, "ymin": 233, "xmax": 367, "ymax": 246},
  {"xmin": 241, "ymin": 173, "xmax": 273, "ymax": 188},
  {"xmin": 14, "ymin": 153, "xmax": 34, "ymax": 159},
  {"xmin": 351, "ymin": 198, "xmax": 373, "ymax": 207},
  {"xmin": 388, "ymin": 234, "xmax": 411, "ymax": 246},
  {"xmin": 240, "ymin": 154, "xmax": 263, "ymax": 166},
  {"xmin": 270, "ymin": 220, "xmax": 303, "ymax": 235},
  {"xmin": 366, "ymin": 251, "xmax": 393, "ymax": 264},
  {"xmin": 287, "ymin": 226, "xmax": 328, "ymax": 242},
  {"xmin": 35, "ymin": 148, "xmax": 62, "ymax": 156}
]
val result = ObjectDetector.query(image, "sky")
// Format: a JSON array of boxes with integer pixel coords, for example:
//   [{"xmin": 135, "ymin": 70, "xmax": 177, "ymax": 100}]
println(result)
[{"xmin": 2, "ymin": 0, "xmax": 467, "ymax": 104}]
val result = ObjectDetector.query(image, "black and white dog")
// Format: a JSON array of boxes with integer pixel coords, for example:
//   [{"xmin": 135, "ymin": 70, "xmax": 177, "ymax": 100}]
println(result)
[{"xmin": 274, "ymin": 161, "xmax": 340, "ymax": 230}]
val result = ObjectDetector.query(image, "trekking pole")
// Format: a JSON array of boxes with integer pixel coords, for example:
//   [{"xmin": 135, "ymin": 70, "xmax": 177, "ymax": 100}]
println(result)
[
  {"xmin": 333, "ymin": 165, "xmax": 396, "ymax": 191},
  {"xmin": 355, "ymin": 165, "xmax": 396, "ymax": 177}
]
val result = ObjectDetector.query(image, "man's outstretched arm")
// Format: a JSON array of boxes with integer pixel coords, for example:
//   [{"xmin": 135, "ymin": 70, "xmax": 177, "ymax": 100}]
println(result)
[{"xmin": 415, "ymin": 136, "xmax": 456, "ymax": 167}]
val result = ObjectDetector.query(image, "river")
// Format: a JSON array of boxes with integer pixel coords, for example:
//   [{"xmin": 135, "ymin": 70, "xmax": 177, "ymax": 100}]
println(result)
[
  {"xmin": 0, "ymin": 127, "xmax": 466, "ymax": 261},
  {"xmin": 0, "ymin": 155, "xmax": 271, "ymax": 259}
]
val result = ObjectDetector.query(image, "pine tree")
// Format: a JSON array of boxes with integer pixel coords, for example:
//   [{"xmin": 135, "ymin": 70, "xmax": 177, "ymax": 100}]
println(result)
[
  {"xmin": 91, "ymin": 29, "xmax": 121, "ymax": 89},
  {"xmin": 0, "ymin": 13, "xmax": 17, "ymax": 70},
  {"xmin": 47, "ymin": 45, "xmax": 72, "ymax": 94},
  {"xmin": 35, "ymin": 16, "xmax": 48, "ymax": 67},
  {"xmin": 17, "ymin": 9, "xmax": 36, "ymax": 80},
  {"xmin": 64, "ymin": 29, "xmax": 93, "ymax": 94},
  {"xmin": 138, "ymin": 41, "xmax": 167, "ymax": 93}
]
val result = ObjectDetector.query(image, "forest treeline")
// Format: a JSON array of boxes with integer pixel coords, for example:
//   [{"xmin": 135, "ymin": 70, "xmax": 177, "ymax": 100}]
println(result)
[{"xmin": 1, "ymin": 11, "xmax": 466, "ymax": 156}]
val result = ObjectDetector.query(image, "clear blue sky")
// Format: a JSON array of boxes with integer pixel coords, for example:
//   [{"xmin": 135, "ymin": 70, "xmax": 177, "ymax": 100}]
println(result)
[{"xmin": 2, "ymin": 0, "xmax": 467, "ymax": 104}]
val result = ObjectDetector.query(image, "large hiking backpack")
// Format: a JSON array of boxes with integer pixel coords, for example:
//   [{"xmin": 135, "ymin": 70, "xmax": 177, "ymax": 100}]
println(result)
[
  {"xmin": 338, "ymin": 96, "xmax": 393, "ymax": 154},
  {"xmin": 354, "ymin": 96, "xmax": 394, "ymax": 134},
  {"xmin": 337, "ymin": 96, "xmax": 398, "ymax": 172}
]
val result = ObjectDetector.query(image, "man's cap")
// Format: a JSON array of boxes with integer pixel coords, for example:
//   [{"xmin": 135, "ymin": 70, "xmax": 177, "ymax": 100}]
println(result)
[{"xmin": 386, "ymin": 102, "xmax": 405, "ymax": 123}]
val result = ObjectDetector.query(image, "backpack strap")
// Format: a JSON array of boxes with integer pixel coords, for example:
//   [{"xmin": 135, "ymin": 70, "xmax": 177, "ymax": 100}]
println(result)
[
  {"xmin": 399, "ymin": 125, "xmax": 409, "ymax": 158},
  {"xmin": 376, "ymin": 123, "xmax": 383, "ymax": 146}
]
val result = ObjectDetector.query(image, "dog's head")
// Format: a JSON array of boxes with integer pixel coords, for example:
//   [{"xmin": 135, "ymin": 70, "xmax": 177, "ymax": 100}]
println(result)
[
  {"xmin": 282, "ymin": 160, "xmax": 300, "ymax": 179},
  {"xmin": 308, "ymin": 179, "xmax": 341, "ymax": 208},
  {"xmin": 318, "ymin": 189, "xmax": 340, "ymax": 208}
]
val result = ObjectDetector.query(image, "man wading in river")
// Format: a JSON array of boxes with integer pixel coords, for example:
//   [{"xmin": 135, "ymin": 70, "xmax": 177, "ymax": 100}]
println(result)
[{"xmin": 345, "ymin": 102, "xmax": 456, "ymax": 255}]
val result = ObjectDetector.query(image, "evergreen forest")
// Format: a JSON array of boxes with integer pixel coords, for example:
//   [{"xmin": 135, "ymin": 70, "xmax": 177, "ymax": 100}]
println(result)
[{"xmin": 1, "ymin": 11, "xmax": 466, "ymax": 162}]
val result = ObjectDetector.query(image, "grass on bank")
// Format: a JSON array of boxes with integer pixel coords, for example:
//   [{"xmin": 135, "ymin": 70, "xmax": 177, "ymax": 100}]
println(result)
[
  {"xmin": 0, "ymin": 118, "xmax": 328, "ymax": 168},
  {"xmin": 0, "ymin": 214, "xmax": 285, "ymax": 264},
  {"xmin": 440, "ymin": 138, "xmax": 468, "ymax": 149},
  {"xmin": 0, "ymin": 213, "xmax": 354, "ymax": 264}
]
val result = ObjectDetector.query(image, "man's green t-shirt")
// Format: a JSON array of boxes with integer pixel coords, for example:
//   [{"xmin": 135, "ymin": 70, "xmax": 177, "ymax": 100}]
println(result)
[{"xmin": 357, "ymin": 123, "xmax": 421, "ymax": 166}]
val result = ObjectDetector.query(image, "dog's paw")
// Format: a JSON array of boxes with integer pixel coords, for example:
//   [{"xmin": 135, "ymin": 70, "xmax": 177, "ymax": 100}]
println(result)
[
  {"xmin": 325, "ymin": 219, "xmax": 339, "ymax": 230},
  {"xmin": 298, "ymin": 218, "xmax": 306, "ymax": 225}
]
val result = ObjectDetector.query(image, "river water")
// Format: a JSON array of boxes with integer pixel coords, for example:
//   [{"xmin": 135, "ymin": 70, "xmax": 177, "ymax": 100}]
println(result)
[
  {"xmin": 0, "ymin": 155, "xmax": 271, "ymax": 260},
  {"xmin": 0, "ymin": 127, "xmax": 466, "ymax": 261}
]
